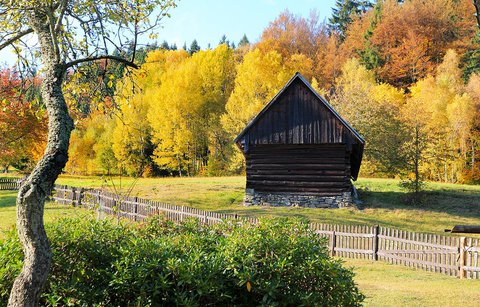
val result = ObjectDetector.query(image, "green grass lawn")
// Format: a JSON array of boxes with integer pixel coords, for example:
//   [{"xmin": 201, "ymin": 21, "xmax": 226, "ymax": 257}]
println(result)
[
  {"xmin": 344, "ymin": 258, "xmax": 480, "ymax": 306},
  {"xmin": 52, "ymin": 175, "xmax": 480, "ymax": 234},
  {"xmin": 0, "ymin": 190, "xmax": 88, "ymax": 238}
]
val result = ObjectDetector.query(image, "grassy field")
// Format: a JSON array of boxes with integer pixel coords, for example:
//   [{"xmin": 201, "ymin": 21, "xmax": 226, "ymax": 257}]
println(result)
[
  {"xmin": 1, "ymin": 185, "xmax": 480, "ymax": 306},
  {"xmin": 50, "ymin": 175, "xmax": 480, "ymax": 234},
  {"xmin": 0, "ymin": 190, "xmax": 87, "ymax": 238},
  {"xmin": 344, "ymin": 258, "xmax": 480, "ymax": 306}
]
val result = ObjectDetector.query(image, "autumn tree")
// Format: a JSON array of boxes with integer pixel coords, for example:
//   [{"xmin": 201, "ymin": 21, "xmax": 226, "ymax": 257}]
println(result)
[
  {"xmin": 66, "ymin": 111, "xmax": 117, "ymax": 175},
  {"xmin": 463, "ymin": 0, "xmax": 480, "ymax": 80},
  {"xmin": 257, "ymin": 10, "xmax": 327, "ymax": 61},
  {"xmin": 315, "ymin": 32, "xmax": 346, "ymax": 93},
  {"xmin": 408, "ymin": 50, "xmax": 477, "ymax": 183},
  {"xmin": 0, "ymin": 69, "xmax": 47, "ymax": 172},
  {"xmin": 464, "ymin": 74, "xmax": 480, "ymax": 182},
  {"xmin": 147, "ymin": 45, "xmax": 235, "ymax": 175},
  {"xmin": 113, "ymin": 76, "xmax": 156, "ymax": 176},
  {"xmin": 0, "ymin": 1, "xmax": 176, "ymax": 305},
  {"xmin": 368, "ymin": 0, "xmax": 476, "ymax": 87},
  {"xmin": 111, "ymin": 49, "xmax": 188, "ymax": 175},
  {"xmin": 331, "ymin": 58, "xmax": 409, "ymax": 176}
]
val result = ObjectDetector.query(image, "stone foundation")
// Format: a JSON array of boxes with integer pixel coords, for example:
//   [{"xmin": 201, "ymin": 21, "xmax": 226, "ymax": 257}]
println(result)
[{"xmin": 243, "ymin": 189, "xmax": 352, "ymax": 208}]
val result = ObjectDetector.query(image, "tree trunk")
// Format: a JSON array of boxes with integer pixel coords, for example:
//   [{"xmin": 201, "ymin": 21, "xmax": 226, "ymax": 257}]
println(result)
[
  {"xmin": 414, "ymin": 126, "xmax": 420, "ymax": 193},
  {"xmin": 473, "ymin": 143, "xmax": 476, "ymax": 170},
  {"xmin": 8, "ymin": 11, "xmax": 74, "ymax": 307}
]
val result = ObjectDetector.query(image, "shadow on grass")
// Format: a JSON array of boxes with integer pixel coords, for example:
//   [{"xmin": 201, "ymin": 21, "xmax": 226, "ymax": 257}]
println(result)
[
  {"xmin": 357, "ymin": 188, "xmax": 480, "ymax": 220},
  {"xmin": 0, "ymin": 191, "xmax": 17, "ymax": 208}
]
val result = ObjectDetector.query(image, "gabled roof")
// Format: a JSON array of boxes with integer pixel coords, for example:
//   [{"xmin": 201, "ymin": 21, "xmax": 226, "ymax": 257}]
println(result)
[{"xmin": 234, "ymin": 72, "xmax": 365, "ymax": 145}]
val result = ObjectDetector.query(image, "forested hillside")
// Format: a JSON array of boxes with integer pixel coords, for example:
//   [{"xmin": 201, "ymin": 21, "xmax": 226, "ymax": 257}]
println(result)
[{"xmin": 2, "ymin": 0, "xmax": 479, "ymax": 184}]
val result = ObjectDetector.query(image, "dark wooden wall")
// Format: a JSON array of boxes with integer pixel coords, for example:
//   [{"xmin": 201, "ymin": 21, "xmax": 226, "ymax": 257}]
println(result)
[
  {"xmin": 243, "ymin": 78, "xmax": 357, "ymax": 148},
  {"xmin": 246, "ymin": 144, "xmax": 352, "ymax": 195}
]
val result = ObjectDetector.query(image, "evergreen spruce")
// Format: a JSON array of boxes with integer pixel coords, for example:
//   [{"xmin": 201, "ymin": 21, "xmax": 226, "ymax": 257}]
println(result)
[
  {"xmin": 189, "ymin": 39, "xmax": 201, "ymax": 55},
  {"xmin": 238, "ymin": 34, "xmax": 250, "ymax": 47},
  {"xmin": 328, "ymin": 0, "xmax": 373, "ymax": 40}
]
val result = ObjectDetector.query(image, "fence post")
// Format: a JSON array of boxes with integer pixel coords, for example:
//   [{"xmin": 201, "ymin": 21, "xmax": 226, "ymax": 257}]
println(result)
[
  {"xmin": 459, "ymin": 237, "xmax": 467, "ymax": 279},
  {"xmin": 78, "ymin": 188, "xmax": 84, "ymax": 207},
  {"xmin": 134, "ymin": 197, "xmax": 139, "ymax": 222},
  {"xmin": 373, "ymin": 225, "xmax": 379, "ymax": 261},
  {"xmin": 61, "ymin": 186, "xmax": 65, "ymax": 205},
  {"xmin": 97, "ymin": 190, "xmax": 102, "ymax": 221},
  {"xmin": 114, "ymin": 197, "xmax": 119, "ymax": 219},
  {"xmin": 181, "ymin": 206, "xmax": 185, "ymax": 222},
  {"xmin": 331, "ymin": 231, "xmax": 336, "ymax": 257},
  {"xmin": 71, "ymin": 187, "xmax": 76, "ymax": 207}
]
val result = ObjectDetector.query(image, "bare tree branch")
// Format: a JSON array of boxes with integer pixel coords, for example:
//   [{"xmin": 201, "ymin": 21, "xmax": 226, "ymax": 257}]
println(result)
[
  {"xmin": 65, "ymin": 54, "xmax": 139, "ymax": 69},
  {"xmin": 0, "ymin": 28, "xmax": 33, "ymax": 51},
  {"xmin": 54, "ymin": 0, "xmax": 68, "ymax": 32}
]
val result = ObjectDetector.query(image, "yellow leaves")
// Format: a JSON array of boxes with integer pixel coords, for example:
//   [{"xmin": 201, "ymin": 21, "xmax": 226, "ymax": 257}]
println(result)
[
  {"xmin": 246, "ymin": 281, "xmax": 252, "ymax": 292},
  {"xmin": 337, "ymin": 58, "xmax": 376, "ymax": 94},
  {"xmin": 371, "ymin": 83, "xmax": 404, "ymax": 108},
  {"xmin": 222, "ymin": 48, "xmax": 290, "ymax": 136},
  {"xmin": 436, "ymin": 49, "xmax": 462, "ymax": 90},
  {"xmin": 284, "ymin": 53, "xmax": 313, "ymax": 81},
  {"xmin": 148, "ymin": 32, "xmax": 159, "ymax": 40}
]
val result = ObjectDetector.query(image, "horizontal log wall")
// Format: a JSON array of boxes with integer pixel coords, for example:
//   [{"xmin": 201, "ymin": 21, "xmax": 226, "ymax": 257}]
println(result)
[{"xmin": 246, "ymin": 144, "xmax": 351, "ymax": 194}]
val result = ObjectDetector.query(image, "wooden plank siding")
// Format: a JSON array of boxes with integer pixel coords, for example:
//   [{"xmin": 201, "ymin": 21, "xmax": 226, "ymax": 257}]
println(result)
[
  {"xmin": 246, "ymin": 79, "xmax": 353, "ymax": 146},
  {"xmin": 246, "ymin": 144, "xmax": 351, "ymax": 194}
]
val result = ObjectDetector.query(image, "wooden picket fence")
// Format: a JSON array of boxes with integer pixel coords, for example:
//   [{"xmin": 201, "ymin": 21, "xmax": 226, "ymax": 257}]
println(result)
[
  {"xmin": 2, "ymin": 180, "xmax": 479, "ymax": 280},
  {"xmin": 0, "ymin": 178, "xmax": 22, "ymax": 190}
]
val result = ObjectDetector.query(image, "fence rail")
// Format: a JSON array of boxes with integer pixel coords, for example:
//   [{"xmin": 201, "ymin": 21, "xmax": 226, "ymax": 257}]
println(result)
[{"xmin": 1, "ymin": 180, "xmax": 479, "ymax": 280}]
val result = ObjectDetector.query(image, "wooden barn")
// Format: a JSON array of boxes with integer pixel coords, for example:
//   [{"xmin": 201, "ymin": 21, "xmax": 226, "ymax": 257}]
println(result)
[{"xmin": 234, "ymin": 73, "xmax": 365, "ymax": 208}]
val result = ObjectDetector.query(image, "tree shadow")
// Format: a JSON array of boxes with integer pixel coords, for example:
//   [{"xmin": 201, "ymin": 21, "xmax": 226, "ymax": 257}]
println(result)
[
  {"xmin": 357, "ymin": 188, "xmax": 480, "ymax": 220},
  {"xmin": 0, "ymin": 191, "xmax": 17, "ymax": 208}
]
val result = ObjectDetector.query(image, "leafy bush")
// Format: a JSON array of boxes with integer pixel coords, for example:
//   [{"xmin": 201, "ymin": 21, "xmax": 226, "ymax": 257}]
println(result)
[{"xmin": 0, "ymin": 215, "xmax": 364, "ymax": 306}]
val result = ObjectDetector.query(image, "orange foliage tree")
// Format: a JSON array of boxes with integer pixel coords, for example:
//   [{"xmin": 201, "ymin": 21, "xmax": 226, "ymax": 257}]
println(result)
[
  {"xmin": 369, "ymin": 0, "xmax": 476, "ymax": 87},
  {"xmin": 0, "ymin": 69, "xmax": 47, "ymax": 172}
]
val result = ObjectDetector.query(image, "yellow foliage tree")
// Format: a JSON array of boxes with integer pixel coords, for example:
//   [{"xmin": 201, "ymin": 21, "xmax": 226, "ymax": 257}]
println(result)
[
  {"xmin": 66, "ymin": 111, "xmax": 117, "ymax": 175},
  {"xmin": 112, "ymin": 49, "xmax": 189, "ymax": 176},
  {"xmin": 408, "ymin": 50, "xmax": 477, "ymax": 182},
  {"xmin": 332, "ymin": 58, "xmax": 408, "ymax": 176},
  {"xmin": 147, "ymin": 44, "xmax": 235, "ymax": 175}
]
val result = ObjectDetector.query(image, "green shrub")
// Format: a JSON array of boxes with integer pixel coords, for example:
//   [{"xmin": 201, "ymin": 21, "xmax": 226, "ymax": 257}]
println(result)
[{"xmin": 0, "ymin": 215, "xmax": 364, "ymax": 306}]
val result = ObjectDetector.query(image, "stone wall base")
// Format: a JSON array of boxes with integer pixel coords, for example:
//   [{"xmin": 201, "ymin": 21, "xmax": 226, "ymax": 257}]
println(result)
[{"xmin": 243, "ymin": 189, "xmax": 352, "ymax": 208}]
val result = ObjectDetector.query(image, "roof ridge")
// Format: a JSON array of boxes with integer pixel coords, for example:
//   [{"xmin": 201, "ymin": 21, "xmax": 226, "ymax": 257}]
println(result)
[{"xmin": 234, "ymin": 72, "xmax": 364, "ymax": 144}]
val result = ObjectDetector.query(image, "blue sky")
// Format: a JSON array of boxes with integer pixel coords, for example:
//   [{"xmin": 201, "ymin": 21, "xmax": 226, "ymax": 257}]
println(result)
[
  {"xmin": 0, "ymin": 0, "xmax": 337, "ymax": 66},
  {"xmin": 160, "ymin": 0, "xmax": 337, "ymax": 48}
]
